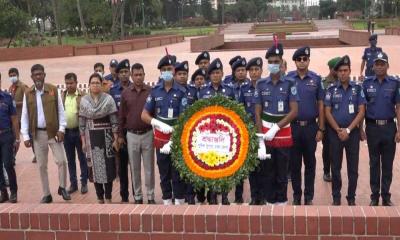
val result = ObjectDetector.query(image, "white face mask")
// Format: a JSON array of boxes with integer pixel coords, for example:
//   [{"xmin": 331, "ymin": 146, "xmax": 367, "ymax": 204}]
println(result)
[
  {"xmin": 95, "ymin": 71, "xmax": 104, "ymax": 78},
  {"xmin": 9, "ymin": 76, "xmax": 18, "ymax": 84}
]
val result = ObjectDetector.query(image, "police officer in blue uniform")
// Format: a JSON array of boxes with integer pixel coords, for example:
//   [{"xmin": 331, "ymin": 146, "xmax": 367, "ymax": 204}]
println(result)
[
  {"xmin": 228, "ymin": 57, "xmax": 250, "ymax": 99},
  {"xmin": 174, "ymin": 61, "xmax": 198, "ymax": 106},
  {"xmin": 254, "ymin": 44, "xmax": 299, "ymax": 205},
  {"xmin": 141, "ymin": 55, "xmax": 188, "ymax": 205},
  {"xmin": 109, "ymin": 59, "xmax": 134, "ymax": 203},
  {"xmin": 223, "ymin": 55, "xmax": 242, "ymax": 85},
  {"xmin": 361, "ymin": 52, "xmax": 400, "ymax": 206},
  {"xmin": 195, "ymin": 51, "xmax": 211, "ymax": 72},
  {"xmin": 239, "ymin": 57, "xmax": 266, "ymax": 205},
  {"xmin": 287, "ymin": 46, "xmax": 325, "ymax": 206},
  {"xmin": 104, "ymin": 59, "xmax": 120, "ymax": 84},
  {"xmin": 0, "ymin": 75, "xmax": 20, "ymax": 203},
  {"xmin": 360, "ymin": 34, "xmax": 383, "ymax": 80},
  {"xmin": 191, "ymin": 68, "xmax": 207, "ymax": 89},
  {"xmin": 324, "ymin": 55, "xmax": 366, "ymax": 206}
]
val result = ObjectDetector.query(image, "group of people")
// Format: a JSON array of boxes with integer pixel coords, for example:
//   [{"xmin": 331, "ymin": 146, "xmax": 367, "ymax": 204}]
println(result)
[{"xmin": 0, "ymin": 33, "xmax": 399, "ymax": 207}]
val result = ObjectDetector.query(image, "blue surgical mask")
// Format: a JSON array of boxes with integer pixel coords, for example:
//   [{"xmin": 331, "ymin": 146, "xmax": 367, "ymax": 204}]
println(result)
[
  {"xmin": 161, "ymin": 71, "xmax": 173, "ymax": 82},
  {"xmin": 268, "ymin": 64, "xmax": 280, "ymax": 74},
  {"xmin": 9, "ymin": 76, "xmax": 18, "ymax": 84}
]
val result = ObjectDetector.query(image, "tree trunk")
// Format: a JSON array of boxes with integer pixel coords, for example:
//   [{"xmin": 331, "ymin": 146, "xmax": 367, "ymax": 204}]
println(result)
[
  {"xmin": 76, "ymin": 0, "xmax": 90, "ymax": 43},
  {"xmin": 120, "ymin": 0, "xmax": 126, "ymax": 39},
  {"xmin": 51, "ymin": 0, "xmax": 62, "ymax": 45},
  {"xmin": 7, "ymin": 36, "xmax": 14, "ymax": 48},
  {"xmin": 27, "ymin": 0, "xmax": 32, "ymax": 16},
  {"xmin": 129, "ymin": 2, "xmax": 136, "ymax": 27},
  {"xmin": 111, "ymin": 1, "xmax": 121, "ymax": 40}
]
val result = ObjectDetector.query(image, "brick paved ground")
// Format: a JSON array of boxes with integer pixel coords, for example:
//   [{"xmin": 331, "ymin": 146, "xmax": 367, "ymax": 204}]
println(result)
[{"xmin": 1, "ymin": 29, "xmax": 400, "ymax": 206}]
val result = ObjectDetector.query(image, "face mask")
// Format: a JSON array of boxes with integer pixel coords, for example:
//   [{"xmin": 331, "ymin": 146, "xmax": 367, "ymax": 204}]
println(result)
[
  {"xmin": 9, "ymin": 76, "xmax": 18, "ymax": 84},
  {"xmin": 268, "ymin": 64, "xmax": 280, "ymax": 74},
  {"xmin": 96, "ymin": 71, "xmax": 104, "ymax": 78},
  {"xmin": 161, "ymin": 71, "xmax": 173, "ymax": 82}
]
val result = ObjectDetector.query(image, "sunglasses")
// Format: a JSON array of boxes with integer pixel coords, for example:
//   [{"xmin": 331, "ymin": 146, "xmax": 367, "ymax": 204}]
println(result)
[{"xmin": 295, "ymin": 56, "xmax": 309, "ymax": 62}]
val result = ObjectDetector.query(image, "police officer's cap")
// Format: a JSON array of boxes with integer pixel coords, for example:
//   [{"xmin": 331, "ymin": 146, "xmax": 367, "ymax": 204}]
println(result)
[
  {"xmin": 246, "ymin": 57, "xmax": 263, "ymax": 70},
  {"xmin": 333, "ymin": 55, "xmax": 351, "ymax": 71},
  {"xmin": 116, "ymin": 59, "xmax": 130, "ymax": 73},
  {"xmin": 157, "ymin": 55, "xmax": 176, "ymax": 69},
  {"xmin": 229, "ymin": 55, "xmax": 242, "ymax": 66},
  {"xmin": 195, "ymin": 51, "xmax": 210, "ymax": 65},
  {"xmin": 292, "ymin": 46, "xmax": 310, "ymax": 61},
  {"xmin": 109, "ymin": 59, "xmax": 118, "ymax": 67},
  {"xmin": 265, "ymin": 43, "xmax": 284, "ymax": 59},
  {"xmin": 369, "ymin": 34, "xmax": 378, "ymax": 42},
  {"xmin": 191, "ymin": 68, "xmax": 207, "ymax": 82},
  {"xmin": 373, "ymin": 52, "xmax": 388, "ymax": 63},
  {"xmin": 174, "ymin": 61, "xmax": 189, "ymax": 73},
  {"xmin": 231, "ymin": 57, "xmax": 247, "ymax": 72},
  {"xmin": 208, "ymin": 58, "xmax": 223, "ymax": 75},
  {"xmin": 328, "ymin": 57, "xmax": 341, "ymax": 69}
]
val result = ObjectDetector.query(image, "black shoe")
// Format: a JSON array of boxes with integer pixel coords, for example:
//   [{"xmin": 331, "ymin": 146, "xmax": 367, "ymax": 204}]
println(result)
[
  {"xmin": 197, "ymin": 194, "xmax": 206, "ymax": 203},
  {"xmin": 0, "ymin": 190, "xmax": 9, "ymax": 203},
  {"xmin": 81, "ymin": 184, "xmax": 88, "ymax": 194},
  {"xmin": 304, "ymin": 200, "xmax": 313, "ymax": 206},
  {"xmin": 287, "ymin": 174, "xmax": 291, "ymax": 182},
  {"xmin": 222, "ymin": 196, "xmax": 230, "ymax": 205},
  {"xmin": 134, "ymin": 199, "xmax": 143, "ymax": 204},
  {"xmin": 332, "ymin": 199, "xmax": 341, "ymax": 206},
  {"xmin": 148, "ymin": 199, "xmax": 156, "ymax": 204},
  {"xmin": 323, "ymin": 173, "xmax": 332, "ymax": 182},
  {"xmin": 234, "ymin": 197, "xmax": 244, "ymax": 204},
  {"xmin": 9, "ymin": 192, "xmax": 17, "ymax": 203},
  {"xmin": 58, "ymin": 187, "xmax": 71, "ymax": 201},
  {"xmin": 369, "ymin": 199, "xmax": 379, "ymax": 206},
  {"xmin": 292, "ymin": 199, "xmax": 301, "ymax": 205},
  {"xmin": 249, "ymin": 199, "xmax": 258, "ymax": 205},
  {"xmin": 121, "ymin": 198, "xmax": 129, "ymax": 203},
  {"xmin": 40, "ymin": 195, "xmax": 53, "ymax": 203},
  {"xmin": 347, "ymin": 199, "xmax": 356, "ymax": 206},
  {"xmin": 67, "ymin": 184, "xmax": 78, "ymax": 194},
  {"xmin": 208, "ymin": 192, "xmax": 218, "ymax": 205},
  {"xmin": 383, "ymin": 199, "xmax": 394, "ymax": 206},
  {"xmin": 187, "ymin": 196, "xmax": 196, "ymax": 205}
]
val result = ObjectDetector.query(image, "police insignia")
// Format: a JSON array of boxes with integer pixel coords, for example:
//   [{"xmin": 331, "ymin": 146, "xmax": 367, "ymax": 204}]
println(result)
[
  {"xmin": 204, "ymin": 53, "xmax": 208, "ymax": 57},
  {"xmin": 325, "ymin": 92, "xmax": 331, "ymax": 101},
  {"xmin": 361, "ymin": 89, "xmax": 365, "ymax": 98},
  {"xmin": 256, "ymin": 59, "xmax": 261, "ymax": 65},
  {"xmin": 146, "ymin": 96, "xmax": 152, "ymax": 103},
  {"xmin": 182, "ymin": 98, "xmax": 187, "ymax": 106},
  {"xmin": 216, "ymin": 62, "xmax": 221, "ymax": 68},
  {"xmin": 184, "ymin": 64, "xmax": 188, "ymax": 70},
  {"xmin": 305, "ymin": 48, "xmax": 309, "ymax": 55},
  {"xmin": 291, "ymin": 86, "xmax": 297, "ymax": 95}
]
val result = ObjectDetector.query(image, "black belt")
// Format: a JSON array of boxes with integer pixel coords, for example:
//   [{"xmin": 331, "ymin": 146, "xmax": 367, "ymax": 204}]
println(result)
[
  {"xmin": 128, "ymin": 129, "xmax": 152, "ymax": 135},
  {"xmin": 36, "ymin": 128, "xmax": 47, "ymax": 131},
  {"xmin": 294, "ymin": 119, "xmax": 316, "ymax": 127},
  {"xmin": 0, "ymin": 128, "xmax": 11, "ymax": 134},
  {"xmin": 366, "ymin": 118, "xmax": 394, "ymax": 126},
  {"xmin": 65, "ymin": 127, "xmax": 79, "ymax": 131}
]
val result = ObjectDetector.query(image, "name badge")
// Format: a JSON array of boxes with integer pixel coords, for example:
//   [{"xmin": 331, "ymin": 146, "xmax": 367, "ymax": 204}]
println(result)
[
  {"xmin": 168, "ymin": 108, "xmax": 174, "ymax": 118},
  {"xmin": 278, "ymin": 101, "xmax": 284, "ymax": 112},
  {"xmin": 349, "ymin": 104, "xmax": 355, "ymax": 114}
]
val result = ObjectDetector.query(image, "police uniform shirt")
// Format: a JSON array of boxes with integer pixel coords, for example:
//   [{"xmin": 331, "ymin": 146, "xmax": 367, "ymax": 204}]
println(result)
[
  {"xmin": 324, "ymin": 81, "xmax": 367, "ymax": 127},
  {"xmin": 254, "ymin": 75, "xmax": 299, "ymax": 115},
  {"xmin": 183, "ymin": 84, "xmax": 198, "ymax": 106},
  {"xmin": 287, "ymin": 70, "xmax": 324, "ymax": 120},
  {"xmin": 362, "ymin": 47, "xmax": 383, "ymax": 76},
  {"xmin": 0, "ymin": 91, "xmax": 17, "ymax": 129},
  {"xmin": 109, "ymin": 81, "xmax": 132, "ymax": 108},
  {"xmin": 144, "ymin": 81, "xmax": 188, "ymax": 119},
  {"xmin": 238, "ymin": 81, "xmax": 257, "ymax": 122},
  {"xmin": 198, "ymin": 82, "xmax": 236, "ymax": 100},
  {"xmin": 223, "ymin": 75, "xmax": 233, "ymax": 85},
  {"xmin": 362, "ymin": 76, "xmax": 400, "ymax": 120}
]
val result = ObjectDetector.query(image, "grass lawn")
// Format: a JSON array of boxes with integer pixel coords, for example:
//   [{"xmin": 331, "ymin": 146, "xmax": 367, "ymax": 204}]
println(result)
[
  {"xmin": 151, "ymin": 26, "xmax": 217, "ymax": 36},
  {"xmin": 45, "ymin": 36, "xmax": 104, "ymax": 46},
  {"xmin": 350, "ymin": 18, "xmax": 400, "ymax": 30}
]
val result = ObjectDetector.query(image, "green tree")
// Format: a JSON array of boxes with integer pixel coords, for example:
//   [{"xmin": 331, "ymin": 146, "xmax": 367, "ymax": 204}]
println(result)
[
  {"xmin": 0, "ymin": 0, "xmax": 30, "ymax": 47},
  {"xmin": 319, "ymin": 0, "xmax": 337, "ymax": 19},
  {"xmin": 201, "ymin": 0, "xmax": 213, "ymax": 22}
]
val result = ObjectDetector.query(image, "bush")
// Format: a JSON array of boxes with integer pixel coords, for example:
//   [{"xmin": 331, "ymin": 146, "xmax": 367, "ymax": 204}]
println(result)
[
  {"xmin": 129, "ymin": 27, "xmax": 151, "ymax": 36},
  {"xmin": 181, "ymin": 17, "xmax": 212, "ymax": 27}
]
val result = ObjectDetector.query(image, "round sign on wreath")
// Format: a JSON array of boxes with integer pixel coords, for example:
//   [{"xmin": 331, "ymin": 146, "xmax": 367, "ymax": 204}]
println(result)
[{"xmin": 171, "ymin": 95, "xmax": 259, "ymax": 193}]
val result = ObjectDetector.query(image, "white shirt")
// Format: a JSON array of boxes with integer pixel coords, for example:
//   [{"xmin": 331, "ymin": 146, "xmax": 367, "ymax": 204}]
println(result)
[{"xmin": 21, "ymin": 87, "xmax": 66, "ymax": 141}]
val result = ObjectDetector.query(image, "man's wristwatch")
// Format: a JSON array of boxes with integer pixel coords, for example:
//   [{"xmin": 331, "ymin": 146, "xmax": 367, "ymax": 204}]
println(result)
[
  {"xmin": 346, "ymin": 128, "xmax": 351, "ymax": 134},
  {"xmin": 318, "ymin": 127, "xmax": 325, "ymax": 133}
]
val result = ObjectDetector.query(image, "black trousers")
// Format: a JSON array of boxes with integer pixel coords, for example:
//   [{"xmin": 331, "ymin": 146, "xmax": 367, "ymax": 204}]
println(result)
[
  {"xmin": 322, "ymin": 130, "xmax": 332, "ymax": 175},
  {"xmin": 118, "ymin": 140, "xmax": 134, "ymax": 201},
  {"xmin": 249, "ymin": 159, "xmax": 267, "ymax": 201},
  {"xmin": 94, "ymin": 181, "xmax": 113, "ymax": 200},
  {"xmin": 291, "ymin": 122, "xmax": 317, "ymax": 201},
  {"xmin": 156, "ymin": 149, "xmax": 185, "ymax": 200},
  {"xmin": 265, "ymin": 147, "xmax": 290, "ymax": 203},
  {"xmin": 0, "ymin": 131, "xmax": 17, "ymax": 193},
  {"xmin": 329, "ymin": 127, "xmax": 360, "ymax": 202},
  {"xmin": 366, "ymin": 122, "xmax": 397, "ymax": 201}
]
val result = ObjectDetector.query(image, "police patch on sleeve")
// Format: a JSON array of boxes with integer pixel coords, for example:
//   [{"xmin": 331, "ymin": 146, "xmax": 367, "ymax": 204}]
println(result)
[
  {"xmin": 325, "ymin": 92, "xmax": 331, "ymax": 101},
  {"xmin": 12, "ymin": 100, "xmax": 16, "ymax": 108},
  {"xmin": 181, "ymin": 97, "xmax": 187, "ymax": 106},
  {"xmin": 360, "ymin": 89, "xmax": 365, "ymax": 98},
  {"xmin": 291, "ymin": 86, "xmax": 297, "ymax": 95},
  {"xmin": 146, "ymin": 96, "xmax": 152, "ymax": 103}
]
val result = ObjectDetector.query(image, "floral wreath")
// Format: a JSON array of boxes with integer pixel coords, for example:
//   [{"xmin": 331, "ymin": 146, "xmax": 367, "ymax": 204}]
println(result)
[{"xmin": 171, "ymin": 95, "xmax": 258, "ymax": 193}]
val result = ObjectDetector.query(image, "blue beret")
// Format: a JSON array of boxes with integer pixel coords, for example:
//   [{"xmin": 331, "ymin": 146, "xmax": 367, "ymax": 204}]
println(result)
[
  {"xmin": 191, "ymin": 68, "xmax": 207, "ymax": 82},
  {"xmin": 374, "ymin": 51, "xmax": 388, "ymax": 63},
  {"xmin": 174, "ymin": 61, "xmax": 189, "ymax": 72},
  {"xmin": 157, "ymin": 55, "xmax": 176, "ymax": 69},
  {"xmin": 109, "ymin": 59, "xmax": 118, "ymax": 67},
  {"xmin": 116, "ymin": 59, "xmax": 130, "ymax": 73},
  {"xmin": 246, "ymin": 57, "xmax": 263, "ymax": 70},
  {"xmin": 231, "ymin": 57, "xmax": 247, "ymax": 72},
  {"xmin": 208, "ymin": 58, "xmax": 223, "ymax": 74},
  {"xmin": 265, "ymin": 43, "xmax": 284, "ymax": 59},
  {"xmin": 195, "ymin": 51, "xmax": 210, "ymax": 65},
  {"xmin": 229, "ymin": 55, "xmax": 242, "ymax": 66},
  {"xmin": 292, "ymin": 46, "xmax": 310, "ymax": 61},
  {"xmin": 369, "ymin": 34, "xmax": 378, "ymax": 42},
  {"xmin": 333, "ymin": 55, "xmax": 351, "ymax": 71}
]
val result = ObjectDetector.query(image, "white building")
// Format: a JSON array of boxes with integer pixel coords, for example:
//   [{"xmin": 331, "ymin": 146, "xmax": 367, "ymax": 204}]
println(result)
[
  {"xmin": 269, "ymin": 0, "xmax": 305, "ymax": 11},
  {"xmin": 197, "ymin": 0, "xmax": 237, "ymax": 10}
]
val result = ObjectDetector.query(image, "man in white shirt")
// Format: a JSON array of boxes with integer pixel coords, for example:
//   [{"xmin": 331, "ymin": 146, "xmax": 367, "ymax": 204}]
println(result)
[{"xmin": 21, "ymin": 64, "xmax": 71, "ymax": 203}]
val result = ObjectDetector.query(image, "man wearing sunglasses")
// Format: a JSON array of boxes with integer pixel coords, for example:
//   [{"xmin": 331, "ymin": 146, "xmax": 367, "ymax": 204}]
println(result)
[{"xmin": 286, "ymin": 46, "xmax": 325, "ymax": 206}]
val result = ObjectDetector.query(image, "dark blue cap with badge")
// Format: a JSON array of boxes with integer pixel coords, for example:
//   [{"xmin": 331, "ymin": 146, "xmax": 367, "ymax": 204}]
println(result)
[
  {"xmin": 157, "ymin": 55, "xmax": 176, "ymax": 69},
  {"xmin": 265, "ymin": 43, "xmax": 284, "ymax": 59},
  {"xmin": 374, "ymin": 51, "xmax": 388, "ymax": 63},
  {"xmin": 292, "ymin": 46, "xmax": 310, "ymax": 61},
  {"xmin": 369, "ymin": 34, "xmax": 378, "ymax": 42},
  {"xmin": 208, "ymin": 58, "xmax": 223, "ymax": 74},
  {"xmin": 174, "ymin": 61, "xmax": 189, "ymax": 72},
  {"xmin": 333, "ymin": 55, "xmax": 351, "ymax": 71},
  {"xmin": 246, "ymin": 57, "xmax": 263, "ymax": 70},
  {"xmin": 110, "ymin": 59, "xmax": 118, "ymax": 67},
  {"xmin": 195, "ymin": 51, "xmax": 210, "ymax": 65},
  {"xmin": 116, "ymin": 59, "xmax": 130, "ymax": 73},
  {"xmin": 191, "ymin": 68, "xmax": 207, "ymax": 82},
  {"xmin": 231, "ymin": 57, "xmax": 247, "ymax": 71},
  {"xmin": 229, "ymin": 55, "xmax": 242, "ymax": 66}
]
